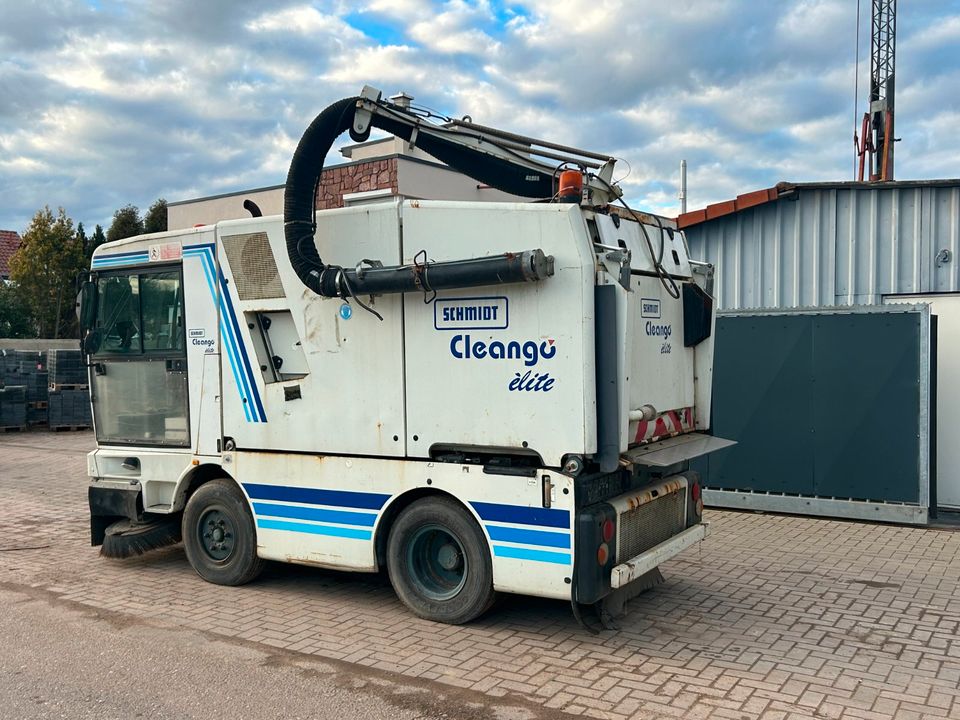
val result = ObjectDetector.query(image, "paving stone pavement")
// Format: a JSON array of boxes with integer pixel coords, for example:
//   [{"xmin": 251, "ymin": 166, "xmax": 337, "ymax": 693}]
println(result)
[{"xmin": 2, "ymin": 429, "xmax": 960, "ymax": 720}]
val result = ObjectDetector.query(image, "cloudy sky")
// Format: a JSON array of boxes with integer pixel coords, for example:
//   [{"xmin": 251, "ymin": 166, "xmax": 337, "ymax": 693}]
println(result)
[{"xmin": 1, "ymin": 0, "xmax": 958, "ymax": 234}]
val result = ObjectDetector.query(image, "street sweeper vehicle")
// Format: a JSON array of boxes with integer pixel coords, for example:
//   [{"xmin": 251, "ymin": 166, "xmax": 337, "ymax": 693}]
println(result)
[{"xmin": 81, "ymin": 86, "xmax": 731, "ymax": 626}]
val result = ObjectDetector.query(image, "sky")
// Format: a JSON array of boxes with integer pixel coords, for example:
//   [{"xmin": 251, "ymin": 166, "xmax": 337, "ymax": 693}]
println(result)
[{"xmin": 1, "ymin": 0, "xmax": 959, "ymax": 234}]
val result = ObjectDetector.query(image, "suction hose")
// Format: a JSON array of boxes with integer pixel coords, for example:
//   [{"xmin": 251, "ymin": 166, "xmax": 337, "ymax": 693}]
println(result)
[
  {"xmin": 283, "ymin": 96, "xmax": 556, "ymax": 300},
  {"xmin": 284, "ymin": 96, "xmax": 359, "ymax": 297}
]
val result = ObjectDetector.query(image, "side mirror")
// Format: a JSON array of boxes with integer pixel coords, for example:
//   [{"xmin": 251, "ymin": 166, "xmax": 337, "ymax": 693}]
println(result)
[
  {"xmin": 82, "ymin": 329, "xmax": 102, "ymax": 356},
  {"xmin": 79, "ymin": 281, "xmax": 97, "ymax": 333},
  {"xmin": 79, "ymin": 281, "xmax": 100, "ymax": 355}
]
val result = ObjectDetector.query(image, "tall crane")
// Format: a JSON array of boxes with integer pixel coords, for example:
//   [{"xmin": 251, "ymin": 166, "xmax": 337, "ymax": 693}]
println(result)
[{"xmin": 857, "ymin": 0, "xmax": 897, "ymax": 181}]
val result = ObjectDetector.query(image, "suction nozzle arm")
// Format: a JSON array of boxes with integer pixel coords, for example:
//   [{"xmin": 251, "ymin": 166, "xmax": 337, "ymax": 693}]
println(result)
[{"xmin": 284, "ymin": 87, "xmax": 627, "ymax": 301}]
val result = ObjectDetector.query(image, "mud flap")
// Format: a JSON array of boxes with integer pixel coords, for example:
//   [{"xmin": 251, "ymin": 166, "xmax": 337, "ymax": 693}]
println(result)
[{"xmin": 597, "ymin": 567, "xmax": 665, "ymax": 630}]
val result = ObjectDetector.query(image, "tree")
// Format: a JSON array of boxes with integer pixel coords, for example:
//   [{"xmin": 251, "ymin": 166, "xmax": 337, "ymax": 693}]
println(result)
[
  {"xmin": 144, "ymin": 198, "xmax": 168, "ymax": 234},
  {"xmin": 106, "ymin": 204, "xmax": 144, "ymax": 243},
  {"xmin": 0, "ymin": 282, "xmax": 33, "ymax": 338},
  {"xmin": 9, "ymin": 206, "xmax": 86, "ymax": 339},
  {"xmin": 91, "ymin": 224, "xmax": 106, "ymax": 250},
  {"xmin": 77, "ymin": 222, "xmax": 91, "ymax": 260},
  {"xmin": 84, "ymin": 223, "xmax": 107, "ymax": 263}
]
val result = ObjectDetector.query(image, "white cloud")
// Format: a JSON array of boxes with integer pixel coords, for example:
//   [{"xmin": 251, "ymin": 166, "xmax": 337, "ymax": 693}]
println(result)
[
  {"xmin": 246, "ymin": 5, "xmax": 363, "ymax": 39},
  {"xmin": 0, "ymin": 0, "xmax": 957, "ymax": 231}
]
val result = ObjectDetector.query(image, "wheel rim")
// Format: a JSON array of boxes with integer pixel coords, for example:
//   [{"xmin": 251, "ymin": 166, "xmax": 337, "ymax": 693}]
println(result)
[
  {"xmin": 406, "ymin": 524, "xmax": 468, "ymax": 601},
  {"xmin": 198, "ymin": 507, "xmax": 235, "ymax": 562}
]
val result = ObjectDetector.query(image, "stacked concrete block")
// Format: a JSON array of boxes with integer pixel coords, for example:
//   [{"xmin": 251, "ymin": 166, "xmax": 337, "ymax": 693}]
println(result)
[
  {"xmin": 0, "ymin": 385, "xmax": 27, "ymax": 429},
  {"xmin": 1, "ymin": 350, "xmax": 19, "ymax": 387},
  {"xmin": 48, "ymin": 388, "xmax": 92, "ymax": 428},
  {"xmin": 47, "ymin": 349, "xmax": 86, "ymax": 386},
  {"xmin": 0, "ymin": 347, "xmax": 89, "ymax": 430}
]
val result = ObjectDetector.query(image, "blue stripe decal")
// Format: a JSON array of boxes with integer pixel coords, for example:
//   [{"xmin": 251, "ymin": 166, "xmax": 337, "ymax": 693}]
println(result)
[
  {"xmin": 244, "ymin": 483, "xmax": 390, "ymax": 511},
  {"xmin": 92, "ymin": 253, "xmax": 149, "ymax": 268},
  {"xmin": 92, "ymin": 257, "xmax": 148, "ymax": 266},
  {"xmin": 485, "ymin": 524, "xmax": 570, "ymax": 549},
  {"xmin": 256, "ymin": 518, "xmax": 372, "ymax": 540},
  {"xmin": 183, "ymin": 243, "xmax": 265, "ymax": 422},
  {"xmin": 212, "ymin": 259, "xmax": 258, "ymax": 421},
  {"xmin": 218, "ymin": 271, "xmax": 266, "ymax": 422},
  {"xmin": 184, "ymin": 248, "xmax": 249, "ymax": 421},
  {"xmin": 185, "ymin": 242, "xmax": 216, "ymax": 252},
  {"xmin": 253, "ymin": 501, "xmax": 377, "ymax": 527},
  {"xmin": 93, "ymin": 249, "xmax": 150, "ymax": 260},
  {"xmin": 98, "ymin": 248, "xmax": 152, "ymax": 259},
  {"xmin": 89, "ymin": 241, "xmax": 265, "ymax": 422},
  {"xmin": 470, "ymin": 501, "xmax": 569, "ymax": 529},
  {"xmin": 203, "ymin": 257, "xmax": 257, "ymax": 419},
  {"xmin": 493, "ymin": 545, "xmax": 571, "ymax": 565},
  {"xmin": 184, "ymin": 246, "xmax": 254, "ymax": 422}
]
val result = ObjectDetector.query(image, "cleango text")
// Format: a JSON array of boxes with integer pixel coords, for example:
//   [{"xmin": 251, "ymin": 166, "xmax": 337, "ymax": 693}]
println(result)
[{"xmin": 449, "ymin": 335, "xmax": 557, "ymax": 367}]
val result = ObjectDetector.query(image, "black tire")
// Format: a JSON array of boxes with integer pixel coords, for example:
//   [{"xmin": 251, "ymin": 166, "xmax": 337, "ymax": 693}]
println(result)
[
  {"xmin": 182, "ymin": 478, "xmax": 264, "ymax": 586},
  {"xmin": 387, "ymin": 496, "xmax": 496, "ymax": 624}
]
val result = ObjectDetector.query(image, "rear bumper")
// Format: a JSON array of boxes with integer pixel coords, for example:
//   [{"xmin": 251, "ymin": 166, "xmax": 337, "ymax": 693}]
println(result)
[{"xmin": 610, "ymin": 522, "xmax": 708, "ymax": 589}]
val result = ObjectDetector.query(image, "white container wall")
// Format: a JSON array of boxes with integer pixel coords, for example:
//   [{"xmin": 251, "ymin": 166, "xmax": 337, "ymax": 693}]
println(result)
[{"xmin": 685, "ymin": 181, "xmax": 960, "ymax": 311}]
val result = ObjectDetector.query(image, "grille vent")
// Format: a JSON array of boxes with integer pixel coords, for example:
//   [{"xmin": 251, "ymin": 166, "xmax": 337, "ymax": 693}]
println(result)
[
  {"xmin": 222, "ymin": 232, "xmax": 284, "ymax": 300},
  {"xmin": 616, "ymin": 489, "xmax": 686, "ymax": 562}
]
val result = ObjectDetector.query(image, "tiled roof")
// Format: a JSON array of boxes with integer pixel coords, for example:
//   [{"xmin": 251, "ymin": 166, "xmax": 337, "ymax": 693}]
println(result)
[
  {"xmin": 676, "ymin": 185, "xmax": 783, "ymax": 229},
  {"xmin": 0, "ymin": 230, "xmax": 21, "ymax": 278}
]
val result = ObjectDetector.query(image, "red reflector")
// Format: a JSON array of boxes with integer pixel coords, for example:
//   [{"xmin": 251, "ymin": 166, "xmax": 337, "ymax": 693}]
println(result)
[
  {"xmin": 691, "ymin": 482, "xmax": 701, "ymax": 502},
  {"xmin": 597, "ymin": 543, "xmax": 609, "ymax": 565},
  {"xmin": 602, "ymin": 519, "xmax": 615, "ymax": 543}
]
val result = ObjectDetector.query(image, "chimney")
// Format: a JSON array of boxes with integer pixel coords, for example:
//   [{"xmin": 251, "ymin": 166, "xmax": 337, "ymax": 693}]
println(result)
[{"xmin": 389, "ymin": 92, "xmax": 414, "ymax": 109}]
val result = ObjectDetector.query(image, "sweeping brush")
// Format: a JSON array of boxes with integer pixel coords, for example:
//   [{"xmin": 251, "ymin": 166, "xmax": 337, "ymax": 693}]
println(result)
[{"xmin": 100, "ymin": 516, "xmax": 182, "ymax": 559}]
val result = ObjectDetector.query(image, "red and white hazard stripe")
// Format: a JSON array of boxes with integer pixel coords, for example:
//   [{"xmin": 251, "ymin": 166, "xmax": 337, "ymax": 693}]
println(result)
[{"xmin": 632, "ymin": 406, "xmax": 694, "ymax": 445}]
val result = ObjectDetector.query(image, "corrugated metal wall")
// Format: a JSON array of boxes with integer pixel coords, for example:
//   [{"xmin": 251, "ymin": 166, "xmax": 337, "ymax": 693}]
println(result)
[{"xmin": 685, "ymin": 184, "xmax": 960, "ymax": 310}]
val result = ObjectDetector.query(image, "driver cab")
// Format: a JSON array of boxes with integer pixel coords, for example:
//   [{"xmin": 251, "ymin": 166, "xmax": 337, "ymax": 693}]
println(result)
[{"xmin": 83, "ymin": 266, "xmax": 190, "ymax": 447}]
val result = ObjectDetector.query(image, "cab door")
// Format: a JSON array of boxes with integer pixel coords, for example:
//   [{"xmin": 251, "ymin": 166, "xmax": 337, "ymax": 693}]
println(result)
[{"xmin": 89, "ymin": 266, "xmax": 190, "ymax": 448}]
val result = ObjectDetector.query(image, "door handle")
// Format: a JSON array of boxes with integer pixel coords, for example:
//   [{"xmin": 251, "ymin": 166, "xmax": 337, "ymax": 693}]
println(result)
[{"xmin": 165, "ymin": 358, "xmax": 186, "ymax": 373}]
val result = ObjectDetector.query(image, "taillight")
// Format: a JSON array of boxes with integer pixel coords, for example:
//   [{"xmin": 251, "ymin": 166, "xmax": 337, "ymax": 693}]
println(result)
[
  {"xmin": 692, "ymin": 481, "xmax": 703, "ymax": 516},
  {"xmin": 602, "ymin": 519, "xmax": 615, "ymax": 543},
  {"xmin": 597, "ymin": 543, "xmax": 610, "ymax": 565}
]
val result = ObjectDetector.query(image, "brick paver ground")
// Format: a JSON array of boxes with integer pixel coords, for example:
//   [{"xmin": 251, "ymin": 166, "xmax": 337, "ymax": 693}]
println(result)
[{"xmin": 3, "ymin": 430, "xmax": 960, "ymax": 720}]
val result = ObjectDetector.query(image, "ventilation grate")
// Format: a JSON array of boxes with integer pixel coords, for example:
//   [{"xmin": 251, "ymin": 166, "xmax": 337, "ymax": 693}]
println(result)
[
  {"xmin": 616, "ymin": 488, "xmax": 686, "ymax": 563},
  {"xmin": 221, "ymin": 232, "xmax": 284, "ymax": 300}
]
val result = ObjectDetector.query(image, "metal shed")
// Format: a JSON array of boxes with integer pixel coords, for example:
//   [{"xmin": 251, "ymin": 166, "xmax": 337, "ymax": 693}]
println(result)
[
  {"xmin": 680, "ymin": 179, "xmax": 960, "ymax": 519},
  {"xmin": 680, "ymin": 180, "xmax": 960, "ymax": 310}
]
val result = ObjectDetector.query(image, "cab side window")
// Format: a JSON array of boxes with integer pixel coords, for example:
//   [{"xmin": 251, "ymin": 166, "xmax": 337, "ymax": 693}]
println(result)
[{"xmin": 95, "ymin": 271, "xmax": 184, "ymax": 356}]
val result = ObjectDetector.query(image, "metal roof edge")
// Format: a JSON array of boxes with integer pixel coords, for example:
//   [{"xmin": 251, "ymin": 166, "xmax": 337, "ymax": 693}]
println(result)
[{"xmin": 676, "ymin": 178, "xmax": 960, "ymax": 229}]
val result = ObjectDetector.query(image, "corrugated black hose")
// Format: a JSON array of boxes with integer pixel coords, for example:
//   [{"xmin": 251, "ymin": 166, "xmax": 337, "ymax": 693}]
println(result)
[{"xmin": 283, "ymin": 96, "xmax": 557, "ymax": 302}]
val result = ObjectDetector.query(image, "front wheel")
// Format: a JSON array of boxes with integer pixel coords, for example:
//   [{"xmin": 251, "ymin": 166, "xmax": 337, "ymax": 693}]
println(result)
[
  {"xmin": 182, "ymin": 478, "xmax": 264, "ymax": 586},
  {"xmin": 387, "ymin": 496, "xmax": 495, "ymax": 624}
]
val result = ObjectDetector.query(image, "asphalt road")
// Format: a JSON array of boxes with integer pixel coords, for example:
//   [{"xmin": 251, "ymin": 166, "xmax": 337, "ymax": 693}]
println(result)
[{"xmin": 0, "ymin": 586, "xmax": 523, "ymax": 720}]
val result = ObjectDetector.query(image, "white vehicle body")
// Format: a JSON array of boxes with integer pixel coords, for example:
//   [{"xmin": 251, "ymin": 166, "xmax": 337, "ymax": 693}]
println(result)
[
  {"xmin": 84, "ymin": 89, "xmax": 728, "ymax": 622},
  {"xmin": 86, "ymin": 199, "xmax": 723, "ymax": 613}
]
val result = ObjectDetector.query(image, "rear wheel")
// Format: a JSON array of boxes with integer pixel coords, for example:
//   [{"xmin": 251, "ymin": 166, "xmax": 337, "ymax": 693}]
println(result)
[
  {"xmin": 387, "ymin": 496, "xmax": 495, "ymax": 624},
  {"xmin": 182, "ymin": 478, "xmax": 264, "ymax": 586}
]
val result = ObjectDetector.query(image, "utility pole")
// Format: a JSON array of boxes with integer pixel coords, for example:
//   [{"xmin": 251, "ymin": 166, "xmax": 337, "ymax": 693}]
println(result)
[{"xmin": 679, "ymin": 160, "xmax": 687, "ymax": 214}]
